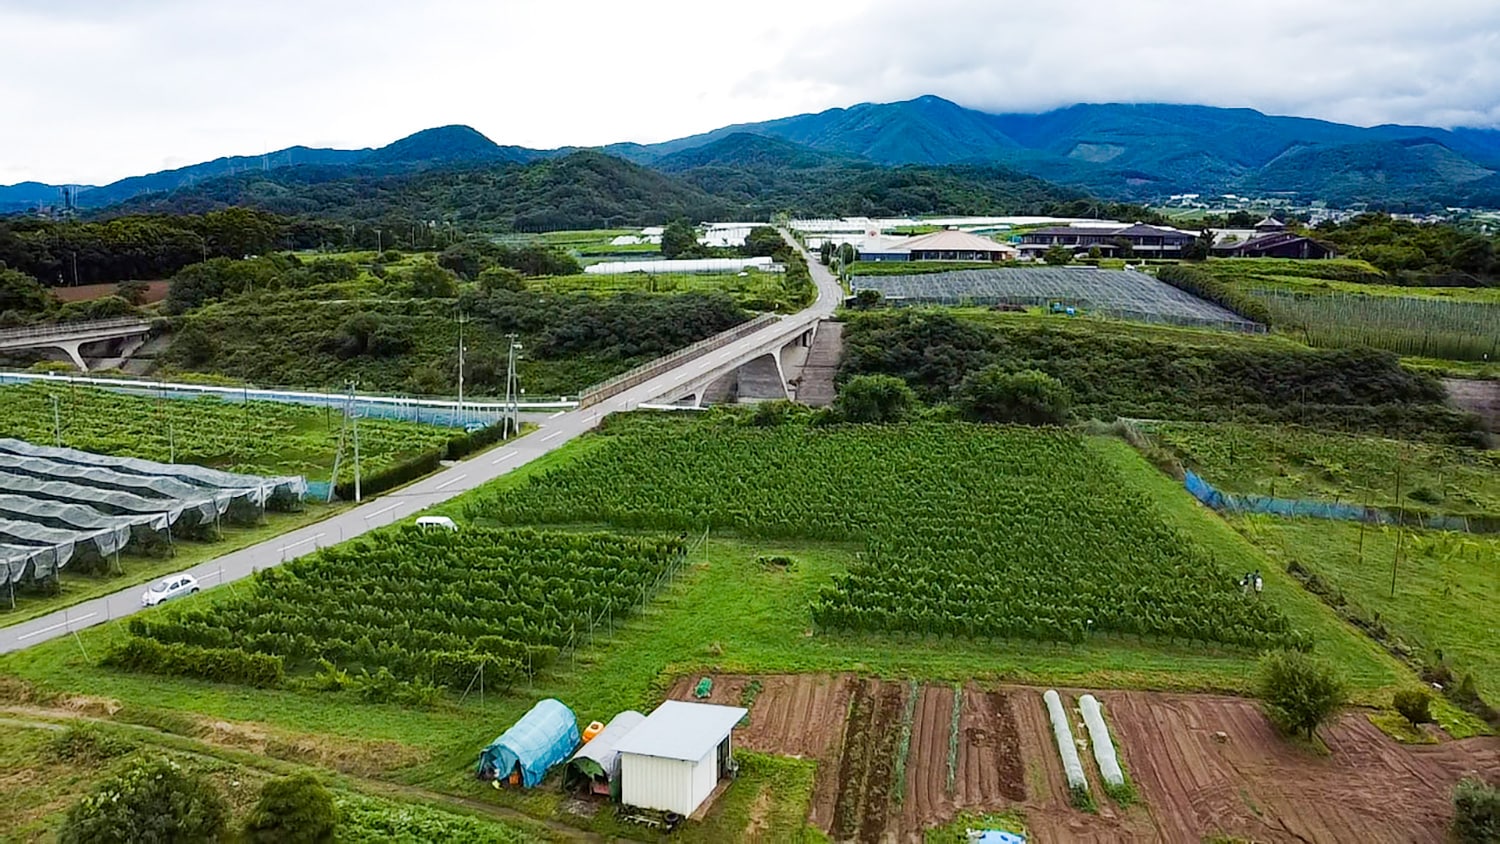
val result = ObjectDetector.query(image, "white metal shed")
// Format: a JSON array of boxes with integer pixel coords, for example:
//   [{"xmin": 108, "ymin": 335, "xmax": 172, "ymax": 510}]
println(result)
[{"xmin": 615, "ymin": 700, "xmax": 748, "ymax": 817}]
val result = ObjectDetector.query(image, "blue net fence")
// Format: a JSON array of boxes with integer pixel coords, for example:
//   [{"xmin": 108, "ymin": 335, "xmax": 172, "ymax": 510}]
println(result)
[{"xmin": 1184, "ymin": 470, "xmax": 1494, "ymax": 534}]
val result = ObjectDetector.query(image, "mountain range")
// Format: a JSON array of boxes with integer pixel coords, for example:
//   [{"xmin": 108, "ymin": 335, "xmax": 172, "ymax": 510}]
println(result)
[{"xmin": 7, "ymin": 96, "xmax": 1500, "ymax": 214}]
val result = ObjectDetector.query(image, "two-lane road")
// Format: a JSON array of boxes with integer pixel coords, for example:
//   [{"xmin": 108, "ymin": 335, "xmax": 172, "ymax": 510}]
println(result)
[{"xmin": 0, "ymin": 233, "xmax": 843, "ymax": 654}]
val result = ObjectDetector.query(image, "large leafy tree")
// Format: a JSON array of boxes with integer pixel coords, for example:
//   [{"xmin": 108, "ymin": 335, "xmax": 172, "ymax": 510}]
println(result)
[
  {"xmin": 661, "ymin": 220, "xmax": 698, "ymax": 259},
  {"xmin": 956, "ymin": 366, "xmax": 1071, "ymax": 425},
  {"xmin": 0, "ymin": 263, "xmax": 52, "ymax": 321},
  {"xmin": 1256, "ymin": 650, "xmax": 1347, "ymax": 740},
  {"xmin": 834, "ymin": 374, "xmax": 917, "ymax": 423}
]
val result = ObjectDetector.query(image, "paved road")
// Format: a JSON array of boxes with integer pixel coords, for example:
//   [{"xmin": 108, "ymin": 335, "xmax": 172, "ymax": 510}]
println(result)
[{"xmin": 0, "ymin": 234, "xmax": 842, "ymax": 654}]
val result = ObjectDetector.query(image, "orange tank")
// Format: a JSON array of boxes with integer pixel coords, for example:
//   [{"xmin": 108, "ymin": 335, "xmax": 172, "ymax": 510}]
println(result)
[{"xmin": 582, "ymin": 720, "xmax": 605, "ymax": 742}]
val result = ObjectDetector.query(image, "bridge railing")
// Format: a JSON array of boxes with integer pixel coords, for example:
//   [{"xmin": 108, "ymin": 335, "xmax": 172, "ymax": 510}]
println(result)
[
  {"xmin": 578, "ymin": 312, "xmax": 781, "ymax": 408},
  {"xmin": 0, "ymin": 317, "xmax": 156, "ymax": 343}
]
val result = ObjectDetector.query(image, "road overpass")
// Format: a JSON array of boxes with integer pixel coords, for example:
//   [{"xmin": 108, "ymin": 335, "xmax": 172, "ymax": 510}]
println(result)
[
  {"xmin": 0, "ymin": 233, "xmax": 844, "ymax": 653},
  {"xmin": 0, "ymin": 318, "xmax": 155, "ymax": 371}
]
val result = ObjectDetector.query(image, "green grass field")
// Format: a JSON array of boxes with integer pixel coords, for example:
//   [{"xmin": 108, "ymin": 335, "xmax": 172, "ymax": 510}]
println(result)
[
  {"xmin": 0, "ymin": 382, "xmax": 457, "ymax": 482},
  {"xmin": 1148, "ymin": 422, "xmax": 1500, "ymax": 517},
  {"xmin": 1235, "ymin": 516, "xmax": 1499, "ymax": 707},
  {"xmin": 526, "ymin": 268, "xmax": 807, "ymax": 311}
]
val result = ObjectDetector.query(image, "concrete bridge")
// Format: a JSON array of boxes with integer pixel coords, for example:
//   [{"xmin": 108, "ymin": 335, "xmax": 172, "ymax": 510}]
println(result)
[
  {"xmin": 0, "ymin": 318, "xmax": 156, "ymax": 371},
  {"xmin": 655, "ymin": 317, "xmax": 832, "ymax": 406}
]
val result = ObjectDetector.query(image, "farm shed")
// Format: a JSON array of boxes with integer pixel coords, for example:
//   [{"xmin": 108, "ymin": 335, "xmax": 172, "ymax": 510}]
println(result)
[
  {"xmin": 615, "ymin": 700, "xmax": 748, "ymax": 816},
  {"xmin": 564, "ymin": 709, "xmax": 646, "ymax": 798},
  {"xmin": 477, "ymin": 698, "xmax": 581, "ymax": 787}
]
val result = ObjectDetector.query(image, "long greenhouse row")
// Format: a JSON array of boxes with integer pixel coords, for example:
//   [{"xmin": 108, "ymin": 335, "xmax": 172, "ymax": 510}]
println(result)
[{"xmin": 0, "ymin": 438, "xmax": 304, "ymax": 586}]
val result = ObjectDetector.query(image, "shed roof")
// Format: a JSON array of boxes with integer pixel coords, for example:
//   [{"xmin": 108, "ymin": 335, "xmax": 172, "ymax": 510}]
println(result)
[
  {"xmin": 614, "ymin": 701, "xmax": 747, "ymax": 762},
  {"xmin": 900, "ymin": 229, "xmax": 1014, "ymax": 253},
  {"xmin": 567, "ymin": 710, "xmax": 646, "ymax": 778}
]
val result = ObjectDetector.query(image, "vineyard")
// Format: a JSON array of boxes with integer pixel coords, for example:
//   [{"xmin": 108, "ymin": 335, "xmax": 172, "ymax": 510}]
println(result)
[
  {"xmin": 113, "ymin": 527, "xmax": 687, "ymax": 692},
  {"xmin": 465, "ymin": 417, "xmax": 1300, "ymax": 649},
  {"xmin": 0, "ymin": 382, "xmax": 456, "ymax": 482},
  {"xmin": 1249, "ymin": 288, "xmax": 1500, "ymax": 362},
  {"xmin": 1149, "ymin": 422, "xmax": 1500, "ymax": 517}
]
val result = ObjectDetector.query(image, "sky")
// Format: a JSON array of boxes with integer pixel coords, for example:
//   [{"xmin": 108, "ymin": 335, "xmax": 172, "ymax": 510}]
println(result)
[{"xmin": 4, "ymin": 0, "xmax": 1500, "ymax": 186}]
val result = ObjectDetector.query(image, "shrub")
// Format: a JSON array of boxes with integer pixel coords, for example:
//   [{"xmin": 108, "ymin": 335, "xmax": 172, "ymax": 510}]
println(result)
[
  {"xmin": 1392, "ymin": 689, "xmax": 1432, "ymax": 728},
  {"xmin": 45, "ymin": 724, "xmax": 134, "ymax": 763},
  {"xmin": 116, "ymin": 280, "xmax": 150, "ymax": 305},
  {"xmin": 333, "ymin": 448, "xmax": 443, "ymax": 500},
  {"xmin": 955, "ymin": 366, "xmax": 1071, "ymax": 425},
  {"xmin": 1453, "ymin": 778, "xmax": 1500, "ymax": 844},
  {"xmin": 58, "ymin": 757, "xmax": 228, "ymax": 844},
  {"xmin": 1256, "ymin": 650, "xmax": 1347, "ymax": 740},
  {"xmin": 834, "ymin": 374, "xmax": 917, "ymax": 423},
  {"xmin": 244, "ymin": 774, "xmax": 339, "ymax": 844}
]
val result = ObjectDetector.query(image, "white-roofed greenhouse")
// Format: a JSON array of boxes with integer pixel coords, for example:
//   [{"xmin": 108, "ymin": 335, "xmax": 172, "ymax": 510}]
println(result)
[{"xmin": 0, "ymin": 438, "xmax": 305, "ymax": 596}]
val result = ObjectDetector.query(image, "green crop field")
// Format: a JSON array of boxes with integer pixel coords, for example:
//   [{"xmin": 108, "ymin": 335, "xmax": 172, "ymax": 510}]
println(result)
[
  {"xmin": 1149, "ymin": 422, "xmax": 1500, "ymax": 518},
  {"xmin": 526, "ymin": 268, "xmax": 811, "ymax": 312},
  {"xmin": 1250, "ymin": 288, "xmax": 1500, "ymax": 362},
  {"xmin": 1237, "ymin": 516, "xmax": 1500, "ymax": 706},
  {"xmin": 0, "ymin": 382, "xmax": 456, "ymax": 482},
  {"xmin": 115, "ymin": 528, "xmax": 687, "ymax": 693},
  {"xmin": 470, "ymin": 416, "xmax": 1302, "ymax": 649}
]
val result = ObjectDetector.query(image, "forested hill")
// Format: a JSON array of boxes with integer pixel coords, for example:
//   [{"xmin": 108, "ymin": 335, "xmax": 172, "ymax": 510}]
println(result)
[{"xmin": 102, "ymin": 145, "xmax": 1087, "ymax": 225}]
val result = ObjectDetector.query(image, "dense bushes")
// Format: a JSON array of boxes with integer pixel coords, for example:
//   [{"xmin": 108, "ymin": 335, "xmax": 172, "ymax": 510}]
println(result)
[
  {"xmin": 1156, "ymin": 264, "xmax": 1273, "ymax": 325},
  {"xmin": 955, "ymin": 366, "xmax": 1071, "ymax": 425},
  {"xmin": 838, "ymin": 311, "xmax": 1484, "ymax": 445},
  {"xmin": 833, "ymin": 374, "xmax": 916, "ymax": 423},
  {"xmin": 103, "ymin": 636, "xmax": 285, "ymax": 688},
  {"xmin": 245, "ymin": 774, "xmax": 339, "ymax": 844},
  {"xmin": 59, "ymin": 758, "xmax": 229, "ymax": 844},
  {"xmin": 1453, "ymin": 778, "xmax": 1500, "ymax": 843}
]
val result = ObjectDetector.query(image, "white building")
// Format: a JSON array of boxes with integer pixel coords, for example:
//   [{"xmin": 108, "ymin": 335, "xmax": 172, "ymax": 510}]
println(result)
[{"xmin": 615, "ymin": 700, "xmax": 748, "ymax": 817}]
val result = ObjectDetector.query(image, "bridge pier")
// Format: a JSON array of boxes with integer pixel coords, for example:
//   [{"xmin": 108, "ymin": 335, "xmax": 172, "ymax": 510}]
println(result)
[{"xmin": 53, "ymin": 341, "xmax": 90, "ymax": 372}]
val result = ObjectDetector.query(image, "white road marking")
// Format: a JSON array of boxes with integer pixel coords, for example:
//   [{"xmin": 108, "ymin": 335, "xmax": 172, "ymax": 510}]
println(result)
[
  {"xmin": 541, "ymin": 430, "xmax": 566, "ymax": 442},
  {"xmin": 435, "ymin": 473, "xmax": 468, "ymax": 491},
  {"xmin": 548, "ymin": 410, "xmax": 565, "ymax": 419},
  {"xmin": 19, "ymin": 612, "xmax": 97, "ymax": 640},
  {"xmin": 278, "ymin": 533, "xmax": 326, "ymax": 554},
  {"xmin": 490, "ymin": 450, "xmax": 518, "ymax": 465},
  {"xmin": 364, "ymin": 503, "xmax": 399, "ymax": 520}
]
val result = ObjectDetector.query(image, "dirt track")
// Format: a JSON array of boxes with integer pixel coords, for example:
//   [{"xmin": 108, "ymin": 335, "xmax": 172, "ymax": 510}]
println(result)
[{"xmin": 670, "ymin": 674, "xmax": 1500, "ymax": 843}]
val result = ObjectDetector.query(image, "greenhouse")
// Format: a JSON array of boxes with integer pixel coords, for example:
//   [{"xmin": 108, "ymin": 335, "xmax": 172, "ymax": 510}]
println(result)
[{"xmin": 0, "ymin": 438, "xmax": 305, "ymax": 589}]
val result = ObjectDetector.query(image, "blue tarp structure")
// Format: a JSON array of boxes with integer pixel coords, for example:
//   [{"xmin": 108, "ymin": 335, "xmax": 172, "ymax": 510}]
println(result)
[{"xmin": 477, "ymin": 699, "xmax": 581, "ymax": 788}]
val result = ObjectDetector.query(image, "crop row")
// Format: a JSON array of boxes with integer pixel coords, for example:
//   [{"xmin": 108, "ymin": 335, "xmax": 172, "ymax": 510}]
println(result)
[
  {"xmin": 0, "ymin": 382, "xmax": 455, "ymax": 481},
  {"xmin": 465, "ymin": 418, "xmax": 1300, "ymax": 649},
  {"xmin": 116, "ymin": 527, "xmax": 686, "ymax": 690}
]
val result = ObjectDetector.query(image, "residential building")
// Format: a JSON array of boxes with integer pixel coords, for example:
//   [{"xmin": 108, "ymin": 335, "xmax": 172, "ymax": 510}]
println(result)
[{"xmin": 1019, "ymin": 223, "xmax": 1196, "ymax": 258}]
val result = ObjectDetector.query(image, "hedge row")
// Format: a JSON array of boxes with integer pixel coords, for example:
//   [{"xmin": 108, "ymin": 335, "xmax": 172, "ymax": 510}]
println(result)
[
  {"xmin": 334, "ymin": 449, "xmax": 443, "ymax": 500},
  {"xmin": 102, "ymin": 637, "xmax": 284, "ymax": 688},
  {"xmin": 443, "ymin": 420, "xmax": 511, "ymax": 461},
  {"xmin": 1156, "ymin": 265, "xmax": 1274, "ymax": 326}
]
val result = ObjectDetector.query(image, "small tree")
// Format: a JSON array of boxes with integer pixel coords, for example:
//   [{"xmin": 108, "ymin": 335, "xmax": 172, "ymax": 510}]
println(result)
[
  {"xmin": 955, "ymin": 366, "xmax": 1071, "ymax": 425},
  {"xmin": 742, "ymin": 226, "xmax": 785, "ymax": 258},
  {"xmin": 59, "ymin": 757, "xmax": 228, "ymax": 844},
  {"xmin": 244, "ymin": 773, "xmax": 338, "ymax": 844},
  {"xmin": 1042, "ymin": 244, "xmax": 1073, "ymax": 265},
  {"xmin": 834, "ymin": 374, "xmax": 916, "ymax": 423},
  {"xmin": 852, "ymin": 288, "xmax": 882, "ymax": 310},
  {"xmin": 1453, "ymin": 777, "xmax": 1500, "ymax": 844},
  {"xmin": 1256, "ymin": 650, "xmax": 1347, "ymax": 741},
  {"xmin": 477, "ymin": 266, "xmax": 525, "ymax": 294},
  {"xmin": 661, "ymin": 220, "xmax": 698, "ymax": 259},
  {"xmin": 1392, "ymin": 689, "xmax": 1432, "ymax": 728},
  {"xmin": 1087, "ymin": 246, "xmax": 1102, "ymax": 260},
  {"xmin": 1184, "ymin": 228, "xmax": 1215, "ymax": 261},
  {"xmin": 406, "ymin": 260, "xmax": 459, "ymax": 299}
]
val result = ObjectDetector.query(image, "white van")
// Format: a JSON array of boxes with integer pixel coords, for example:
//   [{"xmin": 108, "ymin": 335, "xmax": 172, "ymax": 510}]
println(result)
[{"xmin": 415, "ymin": 516, "xmax": 458, "ymax": 532}]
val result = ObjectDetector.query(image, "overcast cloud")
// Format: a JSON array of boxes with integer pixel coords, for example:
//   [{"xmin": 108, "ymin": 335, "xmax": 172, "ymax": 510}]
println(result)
[{"xmin": 3, "ymin": 0, "xmax": 1499, "ymax": 185}]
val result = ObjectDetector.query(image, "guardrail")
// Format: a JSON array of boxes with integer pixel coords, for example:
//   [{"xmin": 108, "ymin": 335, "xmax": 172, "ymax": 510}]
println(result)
[
  {"xmin": 577, "ymin": 313, "xmax": 781, "ymax": 408},
  {"xmin": 0, "ymin": 317, "xmax": 156, "ymax": 343}
]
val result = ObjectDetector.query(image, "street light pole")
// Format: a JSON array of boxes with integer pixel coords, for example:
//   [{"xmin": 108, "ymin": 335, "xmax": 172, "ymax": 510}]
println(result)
[
  {"xmin": 504, "ymin": 334, "xmax": 521, "ymax": 437},
  {"xmin": 457, "ymin": 311, "xmax": 467, "ymax": 428}
]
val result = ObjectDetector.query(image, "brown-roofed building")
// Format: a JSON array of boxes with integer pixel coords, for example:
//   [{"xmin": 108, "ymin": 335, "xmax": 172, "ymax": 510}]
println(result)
[
  {"xmin": 1212, "ymin": 231, "xmax": 1337, "ymax": 259},
  {"xmin": 855, "ymin": 229, "xmax": 1018, "ymax": 262},
  {"xmin": 1019, "ymin": 223, "xmax": 1196, "ymax": 258}
]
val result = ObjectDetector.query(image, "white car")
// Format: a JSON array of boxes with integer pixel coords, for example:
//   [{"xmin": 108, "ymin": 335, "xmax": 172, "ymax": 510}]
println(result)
[{"xmin": 141, "ymin": 574, "xmax": 200, "ymax": 607}]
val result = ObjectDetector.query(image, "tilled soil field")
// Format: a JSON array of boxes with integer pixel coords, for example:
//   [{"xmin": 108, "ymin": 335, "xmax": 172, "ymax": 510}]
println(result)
[{"xmin": 669, "ymin": 675, "xmax": 1500, "ymax": 843}]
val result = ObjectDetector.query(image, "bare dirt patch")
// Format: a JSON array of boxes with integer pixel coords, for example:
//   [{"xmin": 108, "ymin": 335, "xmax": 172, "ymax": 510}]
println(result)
[
  {"xmin": 50, "ymin": 280, "xmax": 168, "ymax": 304},
  {"xmin": 674, "ymin": 675, "xmax": 1500, "ymax": 843}
]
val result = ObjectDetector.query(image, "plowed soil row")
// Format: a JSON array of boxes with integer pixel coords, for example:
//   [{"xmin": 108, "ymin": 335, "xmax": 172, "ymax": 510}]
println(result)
[{"xmin": 669, "ymin": 675, "xmax": 1500, "ymax": 843}]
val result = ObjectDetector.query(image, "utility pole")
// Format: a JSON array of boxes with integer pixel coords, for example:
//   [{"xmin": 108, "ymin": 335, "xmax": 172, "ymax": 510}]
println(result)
[
  {"xmin": 375, "ymin": 229, "xmax": 382, "ymax": 254},
  {"xmin": 351, "ymin": 381, "xmax": 362, "ymax": 503},
  {"xmin": 504, "ymin": 334, "xmax": 521, "ymax": 437},
  {"xmin": 457, "ymin": 311, "xmax": 467, "ymax": 428},
  {"xmin": 51, "ymin": 394, "xmax": 61, "ymax": 446}
]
